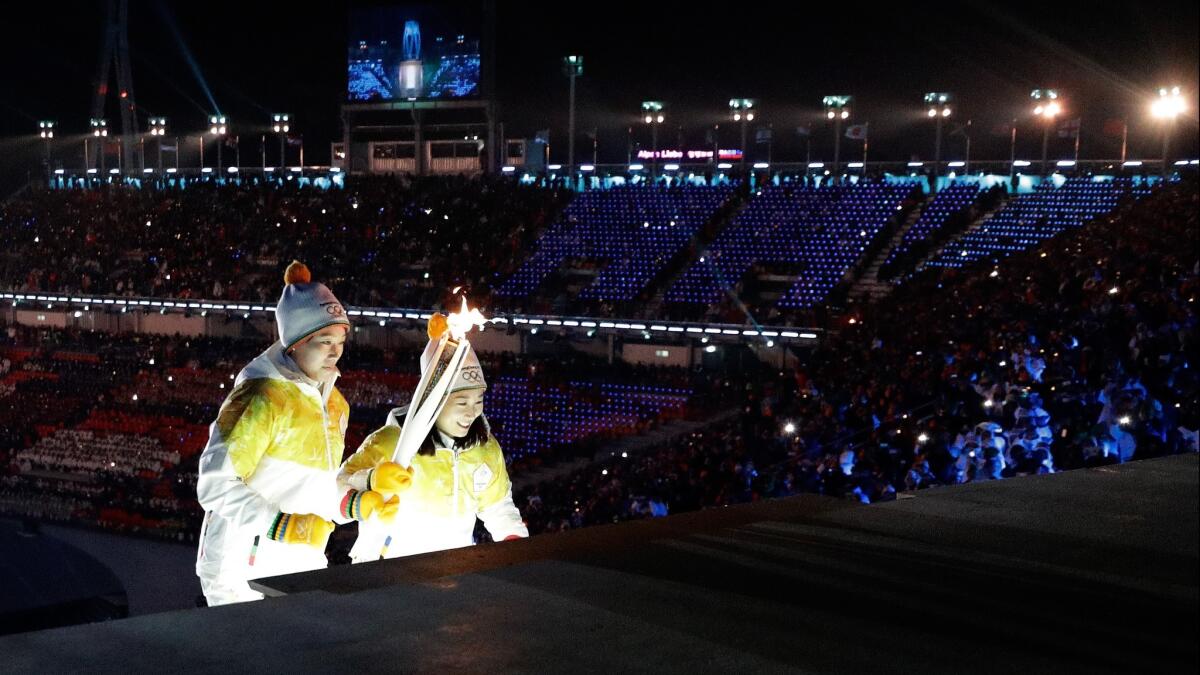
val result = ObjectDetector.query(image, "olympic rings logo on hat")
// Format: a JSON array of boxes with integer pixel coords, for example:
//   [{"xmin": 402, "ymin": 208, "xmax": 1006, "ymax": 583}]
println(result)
[
  {"xmin": 324, "ymin": 303, "xmax": 345, "ymax": 317},
  {"xmin": 460, "ymin": 368, "xmax": 484, "ymax": 383}
]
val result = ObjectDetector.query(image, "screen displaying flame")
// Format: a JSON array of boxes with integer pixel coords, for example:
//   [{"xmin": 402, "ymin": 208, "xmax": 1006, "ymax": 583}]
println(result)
[{"xmin": 446, "ymin": 296, "xmax": 488, "ymax": 340}]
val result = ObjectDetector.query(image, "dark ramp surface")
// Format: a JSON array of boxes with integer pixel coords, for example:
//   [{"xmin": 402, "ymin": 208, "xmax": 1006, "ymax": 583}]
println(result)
[{"xmin": 1, "ymin": 455, "xmax": 1195, "ymax": 674}]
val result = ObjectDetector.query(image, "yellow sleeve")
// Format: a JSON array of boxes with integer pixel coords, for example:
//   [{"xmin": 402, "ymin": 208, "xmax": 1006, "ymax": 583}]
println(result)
[
  {"xmin": 338, "ymin": 424, "xmax": 399, "ymax": 489},
  {"xmin": 214, "ymin": 379, "xmax": 278, "ymax": 481}
]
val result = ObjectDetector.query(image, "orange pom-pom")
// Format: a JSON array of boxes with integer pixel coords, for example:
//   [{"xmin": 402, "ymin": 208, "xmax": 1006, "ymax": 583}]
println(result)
[
  {"xmin": 284, "ymin": 261, "xmax": 312, "ymax": 285},
  {"xmin": 427, "ymin": 313, "xmax": 448, "ymax": 341}
]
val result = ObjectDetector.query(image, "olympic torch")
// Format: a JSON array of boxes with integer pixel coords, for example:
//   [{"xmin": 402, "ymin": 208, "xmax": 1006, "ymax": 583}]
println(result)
[{"xmin": 391, "ymin": 298, "xmax": 488, "ymax": 467}]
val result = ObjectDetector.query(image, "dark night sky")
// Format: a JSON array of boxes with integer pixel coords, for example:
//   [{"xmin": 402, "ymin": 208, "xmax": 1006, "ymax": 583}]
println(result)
[{"xmin": 1, "ymin": 0, "xmax": 1197, "ymax": 170}]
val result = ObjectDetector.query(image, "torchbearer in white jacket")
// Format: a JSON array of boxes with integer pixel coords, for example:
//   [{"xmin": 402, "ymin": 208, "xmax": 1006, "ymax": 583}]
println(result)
[
  {"xmin": 341, "ymin": 304, "xmax": 528, "ymax": 562},
  {"xmin": 195, "ymin": 262, "xmax": 398, "ymax": 606}
]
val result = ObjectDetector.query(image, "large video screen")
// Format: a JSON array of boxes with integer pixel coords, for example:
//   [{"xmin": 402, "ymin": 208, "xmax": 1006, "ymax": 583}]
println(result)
[{"xmin": 348, "ymin": 5, "xmax": 482, "ymax": 102}]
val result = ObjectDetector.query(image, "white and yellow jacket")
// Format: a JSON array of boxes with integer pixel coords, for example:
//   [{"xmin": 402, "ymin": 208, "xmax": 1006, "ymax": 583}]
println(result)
[
  {"xmin": 195, "ymin": 342, "xmax": 350, "ymax": 589},
  {"xmin": 341, "ymin": 408, "xmax": 527, "ymax": 561}
]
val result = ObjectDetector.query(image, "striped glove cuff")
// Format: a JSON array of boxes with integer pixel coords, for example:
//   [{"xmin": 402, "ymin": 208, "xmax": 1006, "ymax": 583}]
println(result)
[
  {"xmin": 340, "ymin": 490, "xmax": 367, "ymax": 520},
  {"xmin": 267, "ymin": 512, "xmax": 290, "ymax": 542}
]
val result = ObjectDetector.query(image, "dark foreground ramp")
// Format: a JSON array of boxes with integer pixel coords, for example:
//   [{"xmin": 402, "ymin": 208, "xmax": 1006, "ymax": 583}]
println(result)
[{"xmin": 2, "ymin": 455, "xmax": 1196, "ymax": 674}]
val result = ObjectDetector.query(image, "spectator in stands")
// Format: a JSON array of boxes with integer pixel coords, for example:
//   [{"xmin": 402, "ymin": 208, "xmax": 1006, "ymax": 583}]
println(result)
[
  {"xmin": 339, "ymin": 313, "xmax": 527, "ymax": 561},
  {"xmin": 195, "ymin": 262, "xmax": 378, "ymax": 605}
]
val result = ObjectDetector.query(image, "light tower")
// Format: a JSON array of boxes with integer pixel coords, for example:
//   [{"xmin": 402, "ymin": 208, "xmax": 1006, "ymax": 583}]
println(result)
[
  {"xmin": 272, "ymin": 113, "xmax": 292, "ymax": 167},
  {"xmin": 823, "ymin": 95, "xmax": 852, "ymax": 174},
  {"xmin": 642, "ymin": 101, "xmax": 664, "ymax": 176},
  {"xmin": 562, "ymin": 55, "xmax": 584, "ymax": 181},
  {"xmin": 728, "ymin": 98, "xmax": 755, "ymax": 170},
  {"xmin": 1151, "ymin": 86, "xmax": 1186, "ymax": 177},
  {"xmin": 1031, "ymin": 89, "xmax": 1062, "ymax": 177},
  {"xmin": 924, "ymin": 92, "xmax": 952, "ymax": 179}
]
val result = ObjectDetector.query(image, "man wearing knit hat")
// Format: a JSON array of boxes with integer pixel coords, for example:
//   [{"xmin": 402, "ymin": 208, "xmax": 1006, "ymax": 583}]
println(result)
[
  {"xmin": 195, "ymin": 261, "xmax": 398, "ymax": 605},
  {"xmin": 339, "ymin": 312, "xmax": 527, "ymax": 561}
]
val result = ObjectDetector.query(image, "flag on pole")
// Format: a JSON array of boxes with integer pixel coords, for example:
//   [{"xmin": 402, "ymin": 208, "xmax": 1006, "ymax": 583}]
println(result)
[
  {"xmin": 845, "ymin": 123, "xmax": 868, "ymax": 140},
  {"xmin": 160, "ymin": 143, "xmax": 178, "ymax": 152},
  {"xmin": 991, "ymin": 120, "xmax": 1015, "ymax": 136},
  {"xmin": 533, "ymin": 129, "xmax": 550, "ymax": 145},
  {"xmin": 1101, "ymin": 118, "xmax": 1126, "ymax": 137},
  {"xmin": 755, "ymin": 127, "xmax": 773, "ymax": 144},
  {"xmin": 794, "ymin": 125, "xmax": 810, "ymax": 137},
  {"xmin": 286, "ymin": 135, "xmax": 303, "ymax": 147},
  {"xmin": 1057, "ymin": 117, "xmax": 1081, "ymax": 139}
]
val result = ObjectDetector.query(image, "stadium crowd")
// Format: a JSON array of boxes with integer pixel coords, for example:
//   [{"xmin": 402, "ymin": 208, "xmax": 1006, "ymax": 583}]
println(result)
[
  {"xmin": 0, "ymin": 176, "xmax": 570, "ymax": 308},
  {"xmin": 516, "ymin": 180, "xmax": 1199, "ymax": 532},
  {"xmin": 2, "ymin": 175, "xmax": 1196, "ymax": 549}
]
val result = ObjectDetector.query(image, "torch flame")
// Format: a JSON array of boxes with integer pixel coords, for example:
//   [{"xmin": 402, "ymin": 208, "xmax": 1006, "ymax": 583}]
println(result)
[{"xmin": 446, "ymin": 296, "xmax": 488, "ymax": 341}]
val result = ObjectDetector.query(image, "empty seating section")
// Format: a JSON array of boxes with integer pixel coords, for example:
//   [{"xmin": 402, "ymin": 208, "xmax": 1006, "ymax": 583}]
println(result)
[
  {"xmin": 667, "ymin": 182, "xmax": 911, "ymax": 309},
  {"xmin": 486, "ymin": 377, "xmax": 690, "ymax": 459},
  {"xmin": 497, "ymin": 186, "xmax": 732, "ymax": 301},
  {"xmin": 886, "ymin": 183, "xmax": 981, "ymax": 265},
  {"xmin": 928, "ymin": 178, "xmax": 1143, "ymax": 268}
]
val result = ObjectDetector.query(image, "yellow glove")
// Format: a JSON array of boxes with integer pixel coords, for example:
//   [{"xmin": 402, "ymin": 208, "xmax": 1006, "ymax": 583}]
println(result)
[
  {"xmin": 369, "ymin": 462, "xmax": 414, "ymax": 495},
  {"xmin": 341, "ymin": 490, "xmax": 399, "ymax": 523},
  {"xmin": 267, "ymin": 512, "xmax": 335, "ymax": 548}
]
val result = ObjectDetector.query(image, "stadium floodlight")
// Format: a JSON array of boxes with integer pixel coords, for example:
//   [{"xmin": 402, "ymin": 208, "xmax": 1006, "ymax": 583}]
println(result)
[
  {"xmin": 1150, "ymin": 86, "xmax": 1185, "ymax": 119},
  {"xmin": 823, "ymin": 95, "xmax": 853, "ymax": 173},
  {"xmin": 1031, "ymin": 89, "xmax": 1062, "ymax": 176},
  {"xmin": 562, "ymin": 56, "xmax": 583, "ymax": 178},
  {"xmin": 924, "ymin": 93, "xmax": 952, "ymax": 179},
  {"xmin": 728, "ymin": 98, "xmax": 756, "ymax": 168},
  {"xmin": 208, "ymin": 115, "xmax": 228, "ymax": 135},
  {"xmin": 90, "ymin": 118, "xmax": 108, "ymax": 137},
  {"xmin": 641, "ymin": 101, "xmax": 665, "ymax": 176},
  {"xmin": 1152, "ymin": 86, "xmax": 1186, "ymax": 176},
  {"xmin": 272, "ymin": 113, "xmax": 292, "ymax": 167},
  {"xmin": 38, "ymin": 120, "xmax": 56, "ymax": 139},
  {"xmin": 641, "ymin": 101, "xmax": 664, "ymax": 124}
]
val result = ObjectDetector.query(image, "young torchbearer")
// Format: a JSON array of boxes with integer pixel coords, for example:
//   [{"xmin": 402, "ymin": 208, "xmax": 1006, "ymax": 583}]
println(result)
[
  {"xmin": 195, "ymin": 262, "xmax": 397, "ymax": 605},
  {"xmin": 341, "ymin": 306, "xmax": 527, "ymax": 562}
]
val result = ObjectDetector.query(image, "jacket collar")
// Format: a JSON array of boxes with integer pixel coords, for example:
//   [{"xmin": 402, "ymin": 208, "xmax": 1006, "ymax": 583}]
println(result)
[{"xmin": 240, "ymin": 342, "xmax": 340, "ymax": 405}]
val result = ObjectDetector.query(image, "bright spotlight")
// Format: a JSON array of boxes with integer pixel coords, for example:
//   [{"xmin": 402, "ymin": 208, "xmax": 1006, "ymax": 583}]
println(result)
[{"xmin": 1151, "ymin": 86, "xmax": 1186, "ymax": 119}]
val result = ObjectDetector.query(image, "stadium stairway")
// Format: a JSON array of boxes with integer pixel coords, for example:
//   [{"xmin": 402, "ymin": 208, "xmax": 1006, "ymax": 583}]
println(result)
[
  {"xmin": 637, "ymin": 193, "xmax": 748, "ymax": 317},
  {"xmin": 512, "ymin": 409, "xmax": 741, "ymax": 490},
  {"xmin": 849, "ymin": 193, "xmax": 930, "ymax": 302},
  {"xmin": 917, "ymin": 193, "xmax": 1011, "ymax": 272}
]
